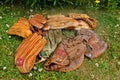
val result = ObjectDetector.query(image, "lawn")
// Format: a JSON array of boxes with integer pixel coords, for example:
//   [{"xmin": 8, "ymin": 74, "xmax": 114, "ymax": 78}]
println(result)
[{"xmin": 0, "ymin": 4, "xmax": 120, "ymax": 80}]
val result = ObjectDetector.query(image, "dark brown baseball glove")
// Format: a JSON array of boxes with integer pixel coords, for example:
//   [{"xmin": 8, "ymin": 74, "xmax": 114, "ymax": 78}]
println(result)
[{"xmin": 44, "ymin": 35, "xmax": 86, "ymax": 72}]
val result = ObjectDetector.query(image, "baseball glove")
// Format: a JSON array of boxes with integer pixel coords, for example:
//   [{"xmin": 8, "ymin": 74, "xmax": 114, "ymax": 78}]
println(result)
[
  {"xmin": 44, "ymin": 35, "xmax": 86, "ymax": 72},
  {"xmin": 68, "ymin": 13, "xmax": 96, "ymax": 30},
  {"xmin": 43, "ymin": 13, "xmax": 96, "ymax": 30},
  {"xmin": 7, "ymin": 17, "xmax": 32, "ymax": 38},
  {"xmin": 15, "ymin": 33, "xmax": 47, "ymax": 73},
  {"xmin": 38, "ymin": 30, "xmax": 63, "ymax": 62},
  {"xmin": 29, "ymin": 14, "xmax": 46, "ymax": 32},
  {"xmin": 77, "ymin": 28, "xmax": 107, "ymax": 59},
  {"xmin": 43, "ymin": 14, "xmax": 79, "ymax": 30}
]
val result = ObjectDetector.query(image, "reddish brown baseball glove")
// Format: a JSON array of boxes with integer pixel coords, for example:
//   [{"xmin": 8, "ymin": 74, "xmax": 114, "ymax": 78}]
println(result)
[
  {"xmin": 77, "ymin": 28, "xmax": 107, "ymax": 59},
  {"xmin": 29, "ymin": 14, "xmax": 46, "ymax": 32}
]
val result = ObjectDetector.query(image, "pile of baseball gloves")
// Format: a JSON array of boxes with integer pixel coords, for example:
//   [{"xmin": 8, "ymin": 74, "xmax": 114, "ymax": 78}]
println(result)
[{"xmin": 7, "ymin": 13, "xmax": 107, "ymax": 73}]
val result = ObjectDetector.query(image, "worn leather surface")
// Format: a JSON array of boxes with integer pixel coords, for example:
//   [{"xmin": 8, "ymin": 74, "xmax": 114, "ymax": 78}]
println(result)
[
  {"xmin": 29, "ymin": 14, "xmax": 46, "ymax": 32},
  {"xmin": 15, "ymin": 33, "xmax": 47, "ymax": 73},
  {"xmin": 7, "ymin": 17, "xmax": 32, "ymax": 38},
  {"xmin": 77, "ymin": 28, "xmax": 107, "ymax": 59},
  {"xmin": 44, "ymin": 35, "xmax": 86, "ymax": 72},
  {"xmin": 40, "ymin": 30, "xmax": 63, "ymax": 58},
  {"xmin": 43, "ymin": 13, "xmax": 96, "ymax": 30},
  {"xmin": 44, "ymin": 28, "xmax": 107, "ymax": 72},
  {"xmin": 68, "ymin": 13, "xmax": 96, "ymax": 29},
  {"xmin": 43, "ymin": 15, "xmax": 79, "ymax": 30}
]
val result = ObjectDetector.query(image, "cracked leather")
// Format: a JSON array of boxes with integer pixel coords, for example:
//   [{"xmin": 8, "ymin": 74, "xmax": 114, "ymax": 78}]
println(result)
[{"xmin": 77, "ymin": 28, "xmax": 107, "ymax": 59}]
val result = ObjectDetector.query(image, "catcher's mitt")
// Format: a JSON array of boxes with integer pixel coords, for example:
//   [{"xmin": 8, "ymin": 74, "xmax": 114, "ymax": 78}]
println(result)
[
  {"xmin": 44, "ymin": 35, "xmax": 86, "ymax": 72},
  {"xmin": 77, "ymin": 28, "xmax": 107, "ymax": 59},
  {"xmin": 15, "ymin": 33, "xmax": 47, "ymax": 73},
  {"xmin": 7, "ymin": 17, "xmax": 32, "ymax": 38}
]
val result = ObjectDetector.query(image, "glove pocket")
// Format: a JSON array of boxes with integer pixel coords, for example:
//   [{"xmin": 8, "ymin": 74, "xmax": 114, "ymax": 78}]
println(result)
[{"xmin": 44, "ymin": 47, "xmax": 69, "ymax": 71}]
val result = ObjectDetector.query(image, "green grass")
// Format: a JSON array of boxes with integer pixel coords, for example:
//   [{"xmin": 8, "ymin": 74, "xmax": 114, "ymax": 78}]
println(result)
[{"xmin": 0, "ymin": 4, "xmax": 120, "ymax": 80}]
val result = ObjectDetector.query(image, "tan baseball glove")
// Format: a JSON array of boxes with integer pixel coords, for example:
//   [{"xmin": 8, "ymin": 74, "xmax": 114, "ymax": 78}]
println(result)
[
  {"xmin": 43, "ymin": 13, "xmax": 96, "ymax": 30},
  {"xmin": 68, "ymin": 13, "xmax": 96, "ymax": 30}
]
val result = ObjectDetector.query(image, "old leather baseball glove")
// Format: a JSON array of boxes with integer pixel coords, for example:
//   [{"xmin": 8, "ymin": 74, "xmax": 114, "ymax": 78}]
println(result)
[
  {"xmin": 40, "ymin": 30, "xmax": 63, "ymax": 58},
  {"xmin": 43, "ymin": 13, "xmax": 96, "ymax": 30},
  {"xmin": 15, "ymin": 33, "xmax": 47, "ymax": 73},
  {"xmin": 77, "ymin": 28, "xmax": 107, "ymax": 59},
  {"xmin": 43, "ymin": 14, "xmax": 79, "ymax": 30},
  {"xmin": 7, "ymin": 17, "xmax": 32, "ymax": 38},
  {"xmin": 44, "ymin": 35, "xmax": 86, "ymax": 72},
  {"xmin": 29, "ymin": 14, "xmax": 46, "ymax": 32},
  {"xmin": 68, "ymin": 13, "xmax": 96, "ymax": 30}
]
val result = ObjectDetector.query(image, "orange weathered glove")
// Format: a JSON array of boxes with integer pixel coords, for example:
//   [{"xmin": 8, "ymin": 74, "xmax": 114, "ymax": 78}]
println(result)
[
  {"xmin": 7, "ymin": 17, "xmax": 32, "ymax": 38},
  {"xmin": 15, "ymin": 33, "xmax": 47, "ymax": 73}
]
